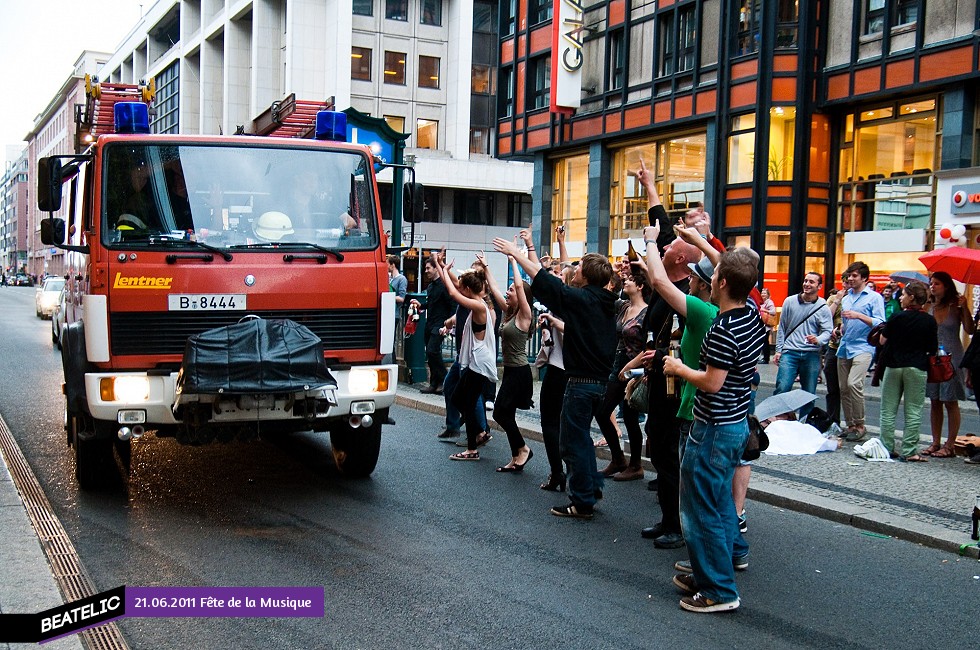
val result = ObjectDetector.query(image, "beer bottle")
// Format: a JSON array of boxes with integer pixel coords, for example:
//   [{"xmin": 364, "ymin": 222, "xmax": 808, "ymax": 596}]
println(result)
[
  {"xmin": 626, "ymin": 239, "xmax": 639, "ymax": 262},
  {"xmin": 665, "ymin": 344, "xmax": 680, "ymax": 397},
  {"xmin": 972, "ymin": 494, "xmax": 980, "ymax": 541}
]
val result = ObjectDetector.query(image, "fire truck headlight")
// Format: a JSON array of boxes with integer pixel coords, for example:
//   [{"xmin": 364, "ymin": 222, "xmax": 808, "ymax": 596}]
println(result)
[
  {"xmin": 349, "ymin": 369, "xmax": 389, "ymax": 394},
  {"xmin": 100, "ymin": 377, "xmax": 150, "ymax": 402}
]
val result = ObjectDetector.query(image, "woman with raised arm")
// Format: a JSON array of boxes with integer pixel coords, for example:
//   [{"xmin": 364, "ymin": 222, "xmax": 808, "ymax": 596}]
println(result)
[
  {"xmin": 485, "ymin": 250, "xmax": 535, "ymax": 473},
  {"xmin": 432, "ymin": 252, "xmax": 498, "ymax": 461}
]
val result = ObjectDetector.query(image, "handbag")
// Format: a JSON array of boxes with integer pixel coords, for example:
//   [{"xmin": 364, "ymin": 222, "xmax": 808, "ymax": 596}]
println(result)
[
  {"xmin": 742, "ymin": 416, "xmax": 770, "ymax": 461},
  {"xmin": 625, "ymin": 377, "xmax": 649, "ymax": 412},
  {"xmin": 927, "ymin": 353, "xmax": 954, "ymax": 384},
  {"xmin": 866, "ymin": 323, "xmax": 886, "ymax": 347}
]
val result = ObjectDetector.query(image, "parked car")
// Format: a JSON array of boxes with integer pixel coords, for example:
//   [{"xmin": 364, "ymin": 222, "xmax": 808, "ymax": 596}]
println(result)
[
  {"xmin": 36, "ymin": 277, "xmax": 65, "ymax": 318},
  {"xmin": 13, "ymin": 273, "xmax": 32, "ymax": 286},
  {"xmin": 51, "ymin": 285, "xmax": 67, "ymax": 348}
]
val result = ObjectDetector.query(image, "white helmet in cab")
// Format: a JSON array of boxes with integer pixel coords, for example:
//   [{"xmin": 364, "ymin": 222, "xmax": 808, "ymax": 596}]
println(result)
[{"xmin": 253, "ymin": 211, "xmax": 294, "ymax": 241}]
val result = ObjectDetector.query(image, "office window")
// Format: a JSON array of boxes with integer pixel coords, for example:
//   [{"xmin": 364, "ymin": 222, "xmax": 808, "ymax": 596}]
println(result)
[
  {"xmin": 895, "ymin": 0, "xmax": 918, "ymax": 25},
  {"xmin": 527, "ymin": 56, "xmax": 550, "ymax": 111},
  {"xmin": 727, "ymin": 114, "xmax": 757, "ymax": 184},
  {"xmin": 351, "ymin": 47, "xmax": 372, "ymax": 81},
  {"xmin": 776, "ymin": 0, "xmax": 799, "ymax": 47},
  {"xmin": 151, "ymin": 60, "xmax": 179, "ymax": 134},
  {"xmin": 384, "ymin": 115, "xmax": 405, "ymax": 133},
  {"xmin": 417, "ymin": 119, "xmax": 438, "ymax": 149},
  {"xmin": 454, "ymin": 191, "xmax": 494, "ymax": 225},
  {"xmin": 353, "ymin": 0, "xmax": 373, "ymax": 16},
  {"xmin": 418, "ymin": 56, "xmax": 440, "ymax": 88},
  {"xmin": 530, "ymin": 0, "xmax": 552, "ymax": 25},
  {"xmin": 506, "ymin": 193, "xmax": 532, "ymax": 228},
  {"xmin": 474, "ymin": 0, "xmax": 494, "ymax": 33},
  {"xmin": 608, "ymin": 29, "xmax": 625, "ymax": 91},
  {"xmin": 470, "ymin": 128, "xmax": 490, "ymax": 155},
  {"xmin": 420, "ymin": 0, "xmax": 441, "ymax": 26},
  {"xmin": 500, "ymin": 0, "xmax": 516, "ymax": 36},
  {"xmin": 658, "ymin": 13, "xmax": 675, "ymax": 77},
  {"xmin": 384, "ymin": 51, "xmax": 406, "ymax": 84},
  {"xmin": 498, "ymin": 66, "xmax": 514, "ymax": 118},
  {"xmin": 677, "ymin": 5, "xmax": 697, "ymax": 72},
  {"xmin": 865, "ymin": 0, "xmax": 885, "ymax": 34},
  {"xmin": 386, "ymin": 0, "xmax": 408, "ymax": 20},
  {"xmin": 736, "ymin": 1, "xmax": 761, "ymax": 55},
  {"xmin": 472, "ymin": 64, "xmax": 493, "ymax": 94},
  {"xmin": 768, "ymin": 106, "xmax": 796, "ymax": 181}
]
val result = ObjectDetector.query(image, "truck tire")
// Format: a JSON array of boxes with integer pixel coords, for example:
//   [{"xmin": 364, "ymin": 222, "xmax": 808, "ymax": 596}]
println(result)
[
  {"xmin": 69, "ymin": 411, "xmax": 116, "ymax": 490},
  {"xmin": 329, "ymin": 413, "xmax": 383, "ymax": 478}
]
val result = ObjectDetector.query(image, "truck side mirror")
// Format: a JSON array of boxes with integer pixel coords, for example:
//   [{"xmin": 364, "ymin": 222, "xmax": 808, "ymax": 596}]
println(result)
[
  {"xmin": 404, "ymin": 182, "xmax": 424, "ymax": 224},
  {"xmin": 40, "ymin": 218, "xmax": 67, "ymax": 246},
  {"xmin": 37, "ymin": 157, "xmax": 64, "ymax": 212}
]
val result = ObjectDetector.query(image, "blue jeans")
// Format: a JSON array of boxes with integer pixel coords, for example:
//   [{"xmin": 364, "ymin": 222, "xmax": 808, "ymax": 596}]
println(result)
[
  {"xmin": 680, "ymin": 419, "xmax": 750, "ymax": 603},
  {"xmin": 443, "ymin": 360, "xmax": 487, "ymax": 432},
  {"xmin": 560, "ymin": 380, "xmax": 606, "ymax": 508},
  {"xmin": 775, "ymin": 349, "xmax": 822, "ymax": 419}
]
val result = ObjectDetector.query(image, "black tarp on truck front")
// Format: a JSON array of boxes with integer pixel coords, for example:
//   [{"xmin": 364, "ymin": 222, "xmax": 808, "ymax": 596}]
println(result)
[{"xmin": 176, "ymin": 317, "xmax": 337, "ymax": 396}]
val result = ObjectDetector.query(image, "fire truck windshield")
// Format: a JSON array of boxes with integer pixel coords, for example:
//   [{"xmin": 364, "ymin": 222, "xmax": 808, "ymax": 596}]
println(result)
[{"xmin": 102, "ymin": 143, "xmax": 379, "ymax": 250}]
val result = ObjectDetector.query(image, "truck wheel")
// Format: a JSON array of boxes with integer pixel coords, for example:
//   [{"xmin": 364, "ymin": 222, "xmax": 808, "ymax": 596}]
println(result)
[
  {"xmin": 329, "ymin": 415, "xmax": 382, "ymax": 478},
  {"xmin": 69, "ymin": 412, "xmax": 116, "ymax": 490}
]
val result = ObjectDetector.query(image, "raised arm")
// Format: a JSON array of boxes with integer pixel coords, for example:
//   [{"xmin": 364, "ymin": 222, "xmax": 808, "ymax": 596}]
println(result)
[
  {"xmin": 673, "ymin": 224, "xmax": 721, "ymax": 266},
  {"xmin": 555, "ymin": 224, "xmax": 570, "ymax": 263},
  {"xmin": 476, "ymin": 252, "xmax": 506, "ymax": 310},
  {"xmin": 518, "ymin": 228, "xmax": 541, "ymax": 270},
  {"xmin": 511, "ymin": 256, "xmax": 533, "ymax": 331},
  {"xmin": 642, "ymin": 223, "xmax": 689, "ymax": 317},
  {"xmin": 434, "ymin": 253, "xmax": 484, "ymax": 314},
  {"xmin": 492, "ymin": 237, "xmax": 540, "ymax": 280}
]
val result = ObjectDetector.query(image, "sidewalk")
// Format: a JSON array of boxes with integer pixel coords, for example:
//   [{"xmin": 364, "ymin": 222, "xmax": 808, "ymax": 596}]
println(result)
[{"xmin": 395, "ymin": 362, "xmax": 980, "ymax": 558}]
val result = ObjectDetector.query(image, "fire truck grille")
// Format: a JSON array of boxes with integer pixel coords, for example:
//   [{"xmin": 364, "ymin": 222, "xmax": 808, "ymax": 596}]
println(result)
[{"xmin": 109, "ymin": 309, "xmax": 378, "ymax": 356}]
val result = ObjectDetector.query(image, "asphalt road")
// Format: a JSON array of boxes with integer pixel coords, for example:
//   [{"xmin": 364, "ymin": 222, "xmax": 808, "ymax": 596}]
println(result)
[{"xmin": 1, "ymin": 286, "xmax": 978, "ymax": 649}]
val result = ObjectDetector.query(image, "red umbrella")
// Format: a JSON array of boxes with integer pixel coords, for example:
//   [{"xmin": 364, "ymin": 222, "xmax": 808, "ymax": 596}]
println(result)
[{"xmin": 918, "ymin": 247, "xmax": 980, "ymax": 285}]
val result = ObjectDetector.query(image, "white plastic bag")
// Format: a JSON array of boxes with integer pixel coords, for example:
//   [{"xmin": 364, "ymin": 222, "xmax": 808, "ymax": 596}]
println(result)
[{"xmin": 853, "ymin": 437, "xmax": 892, "ymax": 462}]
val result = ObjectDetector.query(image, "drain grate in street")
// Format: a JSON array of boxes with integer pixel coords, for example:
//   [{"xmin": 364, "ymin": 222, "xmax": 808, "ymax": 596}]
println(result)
[{"xmin": 0, "ymin": 414, "xmax": 130, "ymax": 650}]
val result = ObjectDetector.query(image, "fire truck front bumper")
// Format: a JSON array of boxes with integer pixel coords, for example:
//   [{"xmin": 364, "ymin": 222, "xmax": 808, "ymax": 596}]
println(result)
[{"xmin": 84, "ymin": 365, "xmax": 398, "ymax": 428}]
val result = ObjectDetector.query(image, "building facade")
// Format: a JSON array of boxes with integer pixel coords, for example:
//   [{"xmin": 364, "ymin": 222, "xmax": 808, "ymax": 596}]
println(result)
[
  {"xmin": 499, "ymin": 0, "xmax": 980, "ymax": 301},
  {"xmin": 1, "ymin": 148, "xmax": 29, "ymax": 278},
  {"xmin": 24, "ymin": 52, "xmax": 110, "ymax": 280},
  {"xmin": 91, "ymin": 0, "xmax": 534, "ymax": 287}
]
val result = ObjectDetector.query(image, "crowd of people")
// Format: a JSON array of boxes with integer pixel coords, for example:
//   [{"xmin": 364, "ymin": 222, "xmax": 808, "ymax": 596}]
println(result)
[{"xmin": 396, "ymin": 165, "xmax": 980, "ymax": 615}]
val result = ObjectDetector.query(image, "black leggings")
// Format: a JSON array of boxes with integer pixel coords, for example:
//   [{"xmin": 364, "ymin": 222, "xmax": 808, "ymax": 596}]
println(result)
[
  {"xmin": 451, "ymin": 368, "xmax": 492, "ymax": 449},
  {"xmin": 539, "ymin": 365, "xmax": 568, "ymax": 477},
  {"xmin": 596, "ymin": 378, "xmax": 643, "ymax": 467},
  {"xmin": 493, "ymin": 365, "xmax": 533, "ymax": 456}
]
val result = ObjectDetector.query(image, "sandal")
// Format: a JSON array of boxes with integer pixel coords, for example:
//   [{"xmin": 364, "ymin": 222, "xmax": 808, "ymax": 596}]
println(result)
[
  {"xmin": 450, "ymin": 450, "xmax": 480, "ymax": 461},
  {"xmin": 594, "ymin": 437, "xmax": 609, "ymax": 447},
  {"xmin": 931, "ymin": 446, "xmax": 955, "ymax": 458},
  {"xmin": 475, "ymin": 432, "xmax": 492, "ymax": 448},
  {"xmin": 921, "ymin": 444, "xmax": 941, "ymax": 456}
]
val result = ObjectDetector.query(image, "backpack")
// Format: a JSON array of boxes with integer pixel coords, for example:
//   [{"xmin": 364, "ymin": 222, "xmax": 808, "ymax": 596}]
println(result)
[{"xmin": 804, "ymin": 407, "xmax": 833, "ymax": 434}]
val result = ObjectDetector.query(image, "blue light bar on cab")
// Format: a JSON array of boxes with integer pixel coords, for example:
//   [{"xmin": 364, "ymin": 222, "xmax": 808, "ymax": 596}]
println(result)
[
  {"xmin": 114, "ymin": 102, "xmax": 150, "ymax": 134},
  {"xmin": 315, "ymin": 111, "xmax": 347, "ymax": 141}
]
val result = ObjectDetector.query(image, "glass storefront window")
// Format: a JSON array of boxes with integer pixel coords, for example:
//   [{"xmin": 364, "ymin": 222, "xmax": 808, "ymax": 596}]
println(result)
[
  {"xmin": 838, "ymin": 97, "xmax": 939, "ymax": 232},
  {"xmin": 552, "ymin": 154, "xmax": 590, "ymax": 255},
  {"xmin": 769, "ymin": 106, "xmax": 796, "ymax": 181},
  {"xmin": 610, "ymin": 133, "xmax": 706, "ymax": 242},
  {"xmin": 728, "ymin": 132, "xmax": 755, "ymax": 184}
]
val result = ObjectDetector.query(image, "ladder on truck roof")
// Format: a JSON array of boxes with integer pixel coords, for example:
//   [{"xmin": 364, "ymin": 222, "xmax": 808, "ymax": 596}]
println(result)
[
  {"xmin": 74, "ymin": 74, "xmax": 155, "ymax": 152},
  {"xmin": 252, "ymin": 94, "xmax": 335, "ymax": 139}
]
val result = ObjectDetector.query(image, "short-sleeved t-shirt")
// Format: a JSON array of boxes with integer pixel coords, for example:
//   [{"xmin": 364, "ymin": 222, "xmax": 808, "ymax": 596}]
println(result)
[
  {"xmin": 677, "ymin": 294, "xmax": 719, "ymax": 421},
  {"xmin": 693, "ymin": 304, "xmax": 766, "ymax": 426}
]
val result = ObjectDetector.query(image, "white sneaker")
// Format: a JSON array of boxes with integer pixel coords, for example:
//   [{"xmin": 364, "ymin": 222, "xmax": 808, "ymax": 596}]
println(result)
[{"xmin": 485, "ymin": 401, "xmax": 494, "ymax": 411}]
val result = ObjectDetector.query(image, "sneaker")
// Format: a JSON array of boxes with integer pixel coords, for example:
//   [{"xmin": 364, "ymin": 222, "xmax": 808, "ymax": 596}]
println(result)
[
  {"xmin": 550, "ymin": 503, "xmax": 593, "ymax": 519},
  {"xmin": 437, "ymin": 428, "xmax": 461, "ymax": 441},
  {"xmin": 965, "ymin": 452, "xmax": 980, "ymax": 465},
  {"xmin": 844, "ymin": 427, "xmax": 867, "ymax": 442},
  {"xmin": 672, "ymin": 573, "xmax": 698, "ymax": 595},
  {"xmin": 674, "ymin": 560, "xmax": 693, "ymax": 573},
  {"xmin": 653, "ymin": 532, "xmax": 686, "ymax": 549},
  {"xmin": 485, "ymin": 400, "xmax": 494, "ymax": 411},
  {"xmin": 679, "ymin": 593, "xmax": 740, "ymax": 613},
  {"xmin": 738, "ymin": 510, "xmax": 747, "ymax": 534}
]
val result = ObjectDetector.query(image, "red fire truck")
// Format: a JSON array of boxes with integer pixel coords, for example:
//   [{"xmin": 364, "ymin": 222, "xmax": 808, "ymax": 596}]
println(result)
[{"xmin": 38, "ymin": 102, "xmax": 413, "ymax": 488}]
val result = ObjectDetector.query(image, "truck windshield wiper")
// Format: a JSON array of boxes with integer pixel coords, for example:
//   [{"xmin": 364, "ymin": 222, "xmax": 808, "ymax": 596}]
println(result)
[
  {"xmin": 228, "ymin": 242, "xmax": 344, "ymax": 261},
  {"xmin": 117, "ymin": 235, "xmax": 233, "ymax": 261}
]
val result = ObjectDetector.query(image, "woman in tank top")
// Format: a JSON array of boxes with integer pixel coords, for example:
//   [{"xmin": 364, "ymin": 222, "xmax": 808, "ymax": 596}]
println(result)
[
  {"xmin": 433, "ymin": 253, "xmax": 498, "ymax": 461},
  {"xmin": 484, "ymin": 254, "xmax": 535, "ymax": 473}
]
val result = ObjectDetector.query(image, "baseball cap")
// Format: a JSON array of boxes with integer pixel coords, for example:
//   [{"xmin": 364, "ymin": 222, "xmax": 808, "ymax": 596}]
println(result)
[{"xmin": 687, "ymin": 256, "xmax": 714, "ymax": 284}]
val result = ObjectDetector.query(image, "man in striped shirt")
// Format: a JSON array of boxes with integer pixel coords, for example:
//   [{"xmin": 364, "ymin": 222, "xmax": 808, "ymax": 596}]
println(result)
[{"xmin": 663, "ymin": 247, "xmax": 766, "ymax": 614}]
